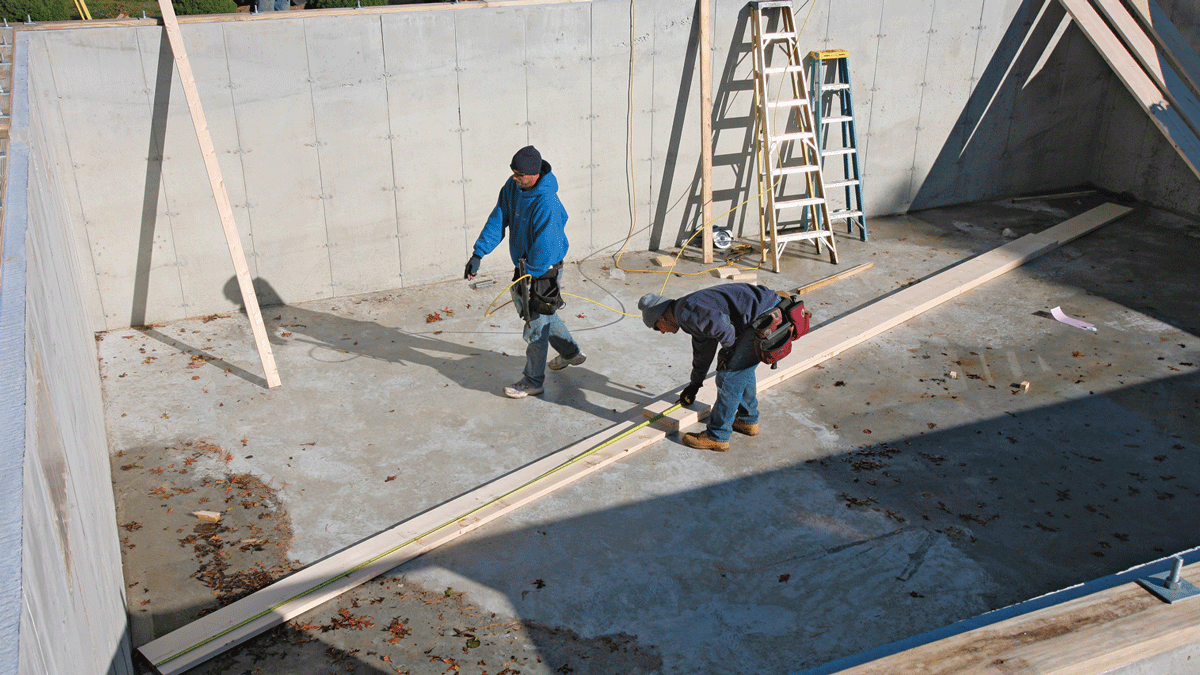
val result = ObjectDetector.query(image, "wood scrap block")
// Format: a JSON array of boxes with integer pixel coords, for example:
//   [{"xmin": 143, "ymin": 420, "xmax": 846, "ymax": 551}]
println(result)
[
  {"xmin": 713, "ymin": 267, "xmax": 738, "ymax": 278},
  {"xmin": 652, "ymin": 254, "xmax": 675, "ymax": 267},
  {"xmin": 642, "ymin": 399, "xmax": 704, "ymax": 433},
  {"xmin": 191, "ymin": 511, "xmax": 221, "ymax": 523},
  {"xmin": 729, "ymin": 272, "xmax": 757, "ymax": 281}
]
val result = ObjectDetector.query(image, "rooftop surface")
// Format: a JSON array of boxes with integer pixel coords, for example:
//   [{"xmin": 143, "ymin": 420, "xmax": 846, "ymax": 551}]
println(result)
[{"xmin": 104, "ymin": 195, "xmax": 1200, "ymax": 675}]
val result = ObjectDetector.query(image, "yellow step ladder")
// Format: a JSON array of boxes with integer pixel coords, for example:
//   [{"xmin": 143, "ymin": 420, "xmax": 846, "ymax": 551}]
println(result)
[{"xmin": 749, "ymin": 0, "xmax": 838, "ymax": 272}]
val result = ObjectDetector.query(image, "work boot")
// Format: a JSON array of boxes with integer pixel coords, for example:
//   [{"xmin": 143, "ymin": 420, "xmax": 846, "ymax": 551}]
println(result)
[
  {"xmin": 548, "ymin": 351, "xmax": 587, "ymax": 371},
  {"xmin": 682, "ymin": 431, "xmax": 729, "ymax": 452},
  {"xmin": 732, "ymin": 421, "xmax": 759, "ymax": 436},
  {"xmin": 503, "ymin": 381, "xmax": 545, "ymax": 399}
]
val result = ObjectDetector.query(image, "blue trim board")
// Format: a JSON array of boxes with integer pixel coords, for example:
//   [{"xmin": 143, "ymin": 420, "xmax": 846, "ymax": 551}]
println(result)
[{"xmin": 792, "ymin": 546, "xmax": 1200, "ymax": 675}]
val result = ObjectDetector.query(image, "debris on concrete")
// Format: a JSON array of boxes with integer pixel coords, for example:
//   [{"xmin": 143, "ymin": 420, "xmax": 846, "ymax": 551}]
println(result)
[{"xmin": 1051, "ymin": 306, "xmax": 1097, "ymax": 331}]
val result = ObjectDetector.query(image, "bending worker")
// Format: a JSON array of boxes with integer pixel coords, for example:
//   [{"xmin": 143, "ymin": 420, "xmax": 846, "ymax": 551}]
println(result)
[
  {"xmin": 464, "ymin": 146, "xmax": 586, "ymax": 399},
  {"xmin": 638, "ymin": 283, "xmax": 782, "ymax": 451}
]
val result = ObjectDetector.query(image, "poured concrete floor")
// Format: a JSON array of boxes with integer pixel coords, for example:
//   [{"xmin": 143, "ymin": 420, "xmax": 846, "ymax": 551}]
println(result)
[{"xmin": 103, "ymin": 195, "xmax": 1200, "ymax": 675}]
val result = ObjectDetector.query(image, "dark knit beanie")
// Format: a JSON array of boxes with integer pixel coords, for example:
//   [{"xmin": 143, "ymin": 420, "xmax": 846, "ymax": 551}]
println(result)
[{"xmin": 511, "ymin": 146, "xmax": 542, "ymax": 175}]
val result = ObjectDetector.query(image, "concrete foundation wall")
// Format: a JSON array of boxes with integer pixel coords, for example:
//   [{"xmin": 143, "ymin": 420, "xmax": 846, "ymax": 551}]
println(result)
[
  {"xmin": 22, "ymin": 0, "xmax": 1191, "ymax": 331},
  {"xmin": 2, "ymin": 35, "xmax": 133, "ymax": 675}
]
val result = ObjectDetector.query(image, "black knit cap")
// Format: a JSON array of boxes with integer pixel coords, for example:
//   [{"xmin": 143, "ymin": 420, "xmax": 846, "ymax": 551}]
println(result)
[{"xmin": 510, "ymin": 146, "xmax": 542, "ymax": 176}]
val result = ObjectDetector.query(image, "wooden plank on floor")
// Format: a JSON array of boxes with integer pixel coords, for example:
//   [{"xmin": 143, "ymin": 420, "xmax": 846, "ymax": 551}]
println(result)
[
  {"xmin": 137, "ymin": 204, "xmax": 1131, "ymax": 675},
  {"xmin": 1058, "ymin": 0, "xmax": 1200, "ymax": 180},
  {"xmin": 1093, "ymin": 0, "xmax": 1200, "ymax": 140},
  {"xmin": 828, "ymin": 562, "xmax": 1200, "ymax": 674},
  {"xmin": 758, "ymin": 202, "xmax": 1131, "ymax": 391},
  {"xmin": 795, "ymin": 262, "xmax": 874, "ymax": 294},
  {"xmin": 1125, "ymin": 0, "xmax": 1200, "ymax": 105}
]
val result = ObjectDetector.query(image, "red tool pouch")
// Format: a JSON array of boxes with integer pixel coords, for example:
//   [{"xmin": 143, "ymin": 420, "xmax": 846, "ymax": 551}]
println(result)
[{"xmin": 751, "ymin": 296, "xmax": 811, "ymax": 367}]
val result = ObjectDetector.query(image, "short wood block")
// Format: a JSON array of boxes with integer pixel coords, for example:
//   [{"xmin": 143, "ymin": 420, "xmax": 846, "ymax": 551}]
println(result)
[
  {"xmin": 642, "ymin": 399, "xmax": 704, "ymax": 433},
  {"xmin": 652, "ymin": 254, "xmax": 675, "ymax": 267}
]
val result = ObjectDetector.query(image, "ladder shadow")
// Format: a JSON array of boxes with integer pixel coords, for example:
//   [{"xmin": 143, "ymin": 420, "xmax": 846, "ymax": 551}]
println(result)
[{"xmin": 649, "ymin": 5, "xmax": 760, "ymax": 255}]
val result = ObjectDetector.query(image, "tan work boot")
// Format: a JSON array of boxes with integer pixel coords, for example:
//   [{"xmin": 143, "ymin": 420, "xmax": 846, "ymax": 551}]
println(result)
[
  {"xmin": 732, "ymin": 421, "xmax": 759, "ymax": 436},
  {"xmin": 682, "ymin": 431, "xmax": 729, "ymax": 452}
]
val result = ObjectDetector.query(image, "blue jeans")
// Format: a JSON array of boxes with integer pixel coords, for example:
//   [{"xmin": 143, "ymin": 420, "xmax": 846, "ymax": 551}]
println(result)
[
  {"xmin": 707, "ymin": 336, "xmax": 759, "ymax": 441},
  {"xmin": 705, "ymin": 296, "xmax": 780, "ymax": 441},
  {"xmin": 520, "ymin": 312, "xmax": 581, "ymax": 388}
]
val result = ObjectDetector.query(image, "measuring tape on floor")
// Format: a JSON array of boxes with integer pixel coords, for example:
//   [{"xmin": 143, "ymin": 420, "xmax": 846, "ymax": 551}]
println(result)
[{"xmin": 154, "ymin": 402, "xmax": 684, "ymax": 668}]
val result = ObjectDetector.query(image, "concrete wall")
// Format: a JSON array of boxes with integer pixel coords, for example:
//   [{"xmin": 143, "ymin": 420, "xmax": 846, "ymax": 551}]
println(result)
[
  {"xmin": 21, "ymin": 0, "xmax": 1191, "ymax": 332},
  {"xmin": 0, "ymin": 35, "xmax": 133, "ymax": 675}
]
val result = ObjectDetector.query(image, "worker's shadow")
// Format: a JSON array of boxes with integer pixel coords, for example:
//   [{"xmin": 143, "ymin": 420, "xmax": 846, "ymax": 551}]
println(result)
[{"xmin": 213, "ymin": 276, "xmax": 646, "ymax": 421}]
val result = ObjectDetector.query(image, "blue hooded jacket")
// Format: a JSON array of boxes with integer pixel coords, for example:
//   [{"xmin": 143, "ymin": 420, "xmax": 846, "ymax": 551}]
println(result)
[{"xmin": 471, "ymin": 160, "xmax": 569, "ymax": 279}]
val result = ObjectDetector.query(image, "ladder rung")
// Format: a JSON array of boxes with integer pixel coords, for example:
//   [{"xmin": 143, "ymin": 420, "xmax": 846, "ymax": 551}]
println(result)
[
  {"xmin": 764, "ymin": 65, "xmax": 805, "ymax": 75},
  {"xmin": 753, "ymin": 1, "xmax": 793, "ymax": 8},
  {"xmin": 770, "ymin": 131, "xmax": 815, "ymax": 143},
  {"xmin": 777, "ymin": 230, "xmax": 835, "ymax": 243},
  {"xmin": 767, "ymin": 98, "xmax": 811, "ymax": 109},
  {"xmin": 825, "ymin": 179, "xmax": 860, "ymax": 189},
  {"xmin": 776, "ymin": 164, "xmax": 820, "ymax": 175},
  {"xmin": 775, "ymin": 197, "xmax": 826, "ymax": 210},
  {"xmin": 821, "ymin": 83, "xmax": 850, "ymax": 92},
  {"xmin": 822, "ymin": 148, "xmax": 857, "ymax": 157},
  {"xmin": 821, "ymin": 115, "xmax": 853, "ymax": 124},
  {"xmin": 831, "ymin": 209, "xmax": 863, "ymax": 219},
  {"xmin": 763, "ymin": 31, "xmax": 797, "ymax": 41}
]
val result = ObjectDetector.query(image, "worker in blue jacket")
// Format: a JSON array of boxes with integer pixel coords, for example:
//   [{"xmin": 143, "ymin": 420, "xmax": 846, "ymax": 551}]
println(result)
[
  {"xmin": 639, "ymin": 284, "xmax": 782, "ymax": 451},
  {"xmin": 464, "ymin": 146, "xmax": 586, "ymax": 398}
]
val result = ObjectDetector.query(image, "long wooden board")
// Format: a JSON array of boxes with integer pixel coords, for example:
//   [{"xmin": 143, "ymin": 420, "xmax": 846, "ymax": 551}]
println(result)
[
  {"xmin": 1058, "ymin": 0, "xmax": 1200, "ymax": 180},
  {"xmin": 1125, "ymin": 0, "xmax": 1200, "ymax": 105},
  {"xmin": 795, "ymin": 262, "xmax": 874, "ymax": 294},
  {"xmin": 138, "ymin": 204, "xmax": 1131, "ymax": 674},
  {"xmin": 1093, "ymin": 0, "xmax": 1200, "ymax": 140},
  {"xmin": 829, "ymin": 562, "xmax": 1200, "ymax": 674},
  {"xmin": 157, "ymin": 0, "xmax": 281, "ymax": 388}
]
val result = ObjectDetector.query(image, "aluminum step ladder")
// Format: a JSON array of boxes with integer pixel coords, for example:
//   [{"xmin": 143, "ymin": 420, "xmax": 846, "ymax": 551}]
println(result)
[
  {"xmin": 749, "ymin": 0, "xmax": 838, "ymax": 272},
  {"xmin": 810, "ymin": 49, "xmax": 867, "ymax": 241}
]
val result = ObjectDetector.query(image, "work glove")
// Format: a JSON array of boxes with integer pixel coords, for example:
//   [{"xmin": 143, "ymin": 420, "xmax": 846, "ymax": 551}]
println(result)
[
  {"xmin": 464, "ymin": 254, "xmax": 482, "ymax": 280},
  {"xmin": 679, "ymin": 382, "xmax": 701, "ymax": 406}
]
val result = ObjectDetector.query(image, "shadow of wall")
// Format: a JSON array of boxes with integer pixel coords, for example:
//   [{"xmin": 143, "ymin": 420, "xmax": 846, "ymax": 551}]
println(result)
[{"xmin": 911, "ymin": 0, "xmax": 1112, "ymax": 211}]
